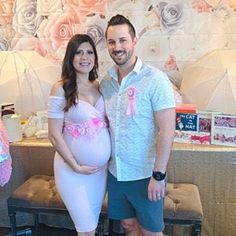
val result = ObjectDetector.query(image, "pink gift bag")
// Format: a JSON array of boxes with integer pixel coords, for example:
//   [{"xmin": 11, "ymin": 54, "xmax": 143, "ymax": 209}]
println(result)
[{"xmin": 0, "ymin": 119, "xmax": 12, "ymax": 187}]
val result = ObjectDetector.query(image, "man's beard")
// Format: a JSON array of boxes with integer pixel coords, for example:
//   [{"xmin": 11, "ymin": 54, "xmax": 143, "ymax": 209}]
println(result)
[{"xmin": 110, "ymin": 50, "xmax": 131, "ymax": 66}]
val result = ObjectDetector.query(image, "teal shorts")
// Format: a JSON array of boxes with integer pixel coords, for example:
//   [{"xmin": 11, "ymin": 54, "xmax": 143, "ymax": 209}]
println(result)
[{"xmin": 107, "ymin": 172, "xmax": 165, "ymax": 233}]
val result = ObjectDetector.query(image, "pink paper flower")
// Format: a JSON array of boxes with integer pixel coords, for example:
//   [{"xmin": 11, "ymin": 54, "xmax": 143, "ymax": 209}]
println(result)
[
  {"xmin": 192, "ymin": 0, "xmax": 211, "ymax": 13},
  {"xmin": 164, "ymin": 55, "xmax": 178, "ymax": 71},
  {"xmin": 64, "ymin": 117, "xmax": 107, "ymax": 138},
  {"xmin": 37, "ymin": 3, "xmax": 84, "ymax": 61}
]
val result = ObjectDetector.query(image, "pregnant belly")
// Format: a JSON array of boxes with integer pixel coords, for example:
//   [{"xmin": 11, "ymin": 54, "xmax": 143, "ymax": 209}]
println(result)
[{"xmin": 65, "ymin": 130, "xmax": 111, "ymax": 167}]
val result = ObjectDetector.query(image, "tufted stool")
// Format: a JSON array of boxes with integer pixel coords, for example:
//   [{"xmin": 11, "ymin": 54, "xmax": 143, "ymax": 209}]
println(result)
[
  {"xmin": 7, "ymin": 175, "xmax": 203, "ymax": 236},
  {"xmin": 164, "ymin": 183, "xmax": 203, "ymax": 236},
  {"xmin": 7, "ymin": 175, "xmax": 108, "ymax": 236}
]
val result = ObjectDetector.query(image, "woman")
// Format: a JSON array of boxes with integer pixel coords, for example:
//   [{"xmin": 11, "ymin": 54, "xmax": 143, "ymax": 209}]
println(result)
[{"xmin": 48, "ymin": 34, "xmax": 111, "ymax": 236}]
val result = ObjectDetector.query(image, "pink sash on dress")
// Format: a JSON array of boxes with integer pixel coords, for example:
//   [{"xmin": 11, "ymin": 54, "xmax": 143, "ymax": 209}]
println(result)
[{"xmin": 64, "ymin": 117, "xmax": 107, "ymax": 138}]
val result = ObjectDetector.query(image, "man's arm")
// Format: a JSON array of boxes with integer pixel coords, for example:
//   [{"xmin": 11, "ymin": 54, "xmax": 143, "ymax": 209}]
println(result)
[{"xmin": 148, "ymin": 107, "xmax": 176, "ymax": 201}]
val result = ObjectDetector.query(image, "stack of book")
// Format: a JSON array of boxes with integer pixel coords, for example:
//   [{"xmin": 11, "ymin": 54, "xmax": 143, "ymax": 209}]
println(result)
[
  {"xmin": 174, "ymin": 104, "xmax": 211, "ymax": 145},
  {"xmin": 174, "ymin": 104, "xmax": 236, "ymax": 147}
]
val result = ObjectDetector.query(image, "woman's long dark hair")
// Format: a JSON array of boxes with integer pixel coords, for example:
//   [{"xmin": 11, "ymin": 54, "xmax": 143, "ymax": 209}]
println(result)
[{"xmin": 61, "ymin": 34, "xmax": 98, "ymax": 112}]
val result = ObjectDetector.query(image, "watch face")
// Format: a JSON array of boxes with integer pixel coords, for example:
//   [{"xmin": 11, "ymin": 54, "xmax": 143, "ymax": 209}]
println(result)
[
  {"xmin": 156, "ymin": 172, "xmax": 162, "ymax": 180},
  {"xmin": 152, "ymin": 171, "xmax": 166, "ymax": 181}
]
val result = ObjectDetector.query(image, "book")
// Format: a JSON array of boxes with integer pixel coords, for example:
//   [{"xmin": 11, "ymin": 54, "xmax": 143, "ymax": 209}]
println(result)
[
  {"xmin": 198, "ymin": 111, "xmax": 212, "ymax": 133},
  {"xmin": 174, "ymin": 130, "xmax": 192, "ymax": 143},
  {"xmin": 174, "ymin": 111, "xmax": 213, "ymax": 145},
  {"xmin": 176, "ymin": 113, "xmax": 198, "ymax": 131},
  {"xmin": 175, "ymin": 104, "xmax": 196, "ymax": 114},
  {"xmin": 211, "ymin": 114, "xmax": 236, "ymax": 147}
]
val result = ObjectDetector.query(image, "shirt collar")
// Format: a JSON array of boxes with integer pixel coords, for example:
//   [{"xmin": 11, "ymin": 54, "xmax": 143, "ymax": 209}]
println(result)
[{"xmin": 108, "ymin": 57, "xmax": 143, "ymax": 81}]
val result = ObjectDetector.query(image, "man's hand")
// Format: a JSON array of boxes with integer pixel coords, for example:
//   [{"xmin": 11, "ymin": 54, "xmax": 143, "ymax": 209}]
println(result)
[{"xmin": 148, "ymin": 178, "xmax": 166, "ymax": 201}]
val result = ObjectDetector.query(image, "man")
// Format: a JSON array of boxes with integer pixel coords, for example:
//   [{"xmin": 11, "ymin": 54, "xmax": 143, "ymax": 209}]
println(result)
[{"xmin": 100, "ymin": 14, "xmax": 176, "ymax": 236}]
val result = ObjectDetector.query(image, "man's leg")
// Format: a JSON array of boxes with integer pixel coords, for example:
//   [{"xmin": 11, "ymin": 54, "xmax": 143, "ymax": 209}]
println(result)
[
  {"xmin": 120, "ymin": 218, "xmax": 142, "ymax": 236},
  {"xmin": 140, "ymin": 226, "xmax": 163, "ymax": 236},
  {"xmin": 125, "ymin": 178, "xmax": 165, "ymax": 236},
  {"xmin": 120, "ymin": 218, "xmax": 164, "ymax": 236}
]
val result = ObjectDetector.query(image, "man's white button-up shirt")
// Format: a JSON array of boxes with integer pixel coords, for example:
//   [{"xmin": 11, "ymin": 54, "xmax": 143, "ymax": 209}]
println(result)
[{"xmin": 100, "ymin": 58, "xmax": 176, "ymax": 181}]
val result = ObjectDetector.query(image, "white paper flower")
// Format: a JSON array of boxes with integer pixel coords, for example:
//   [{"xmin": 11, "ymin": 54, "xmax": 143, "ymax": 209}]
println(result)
[
  {"xmin": 159, "ymin": 1, "xmax": 184, "ymax": 34},
  {"xmin": 12, "ymin": 0, "xmax": 43, "ymax": 35},
  {"xmin": 37, "ymin": 0, "xmax": 63, "ymax": 16},
  {"xmin": 85, "ymin": 14, "xmax": 106, "ymax": 48},
  {"xmin": 0, "ymin": 39, "xmax": 9, "ymax": 50}
]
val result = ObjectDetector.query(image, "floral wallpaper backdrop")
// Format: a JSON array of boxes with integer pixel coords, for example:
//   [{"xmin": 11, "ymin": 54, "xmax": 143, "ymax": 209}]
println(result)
[{"xmin": 0, "ymin": 0, "xmax": 236, "ymax": 112}]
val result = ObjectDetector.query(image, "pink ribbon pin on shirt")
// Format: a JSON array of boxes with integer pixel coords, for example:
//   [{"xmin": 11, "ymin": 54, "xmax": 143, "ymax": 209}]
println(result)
[{"xmin": 126, "ymin": 87, "xmax": 137, "ymax": 116}]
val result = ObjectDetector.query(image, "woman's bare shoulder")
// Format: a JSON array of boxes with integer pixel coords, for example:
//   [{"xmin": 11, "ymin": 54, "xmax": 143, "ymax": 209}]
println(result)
[
  {"xmin": 94, "ymin": 79, "xmax": 100, "ymax": 89},
  {"xmin": 50, "ymin": 81, "xmax": 64, "ymax": 96}
]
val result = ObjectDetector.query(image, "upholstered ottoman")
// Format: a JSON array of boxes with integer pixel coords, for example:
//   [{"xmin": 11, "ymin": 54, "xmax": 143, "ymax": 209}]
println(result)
[
  {"xmin": 164, "ymin": 183, "xmax": 203, "ymax": 236},
  {"xmin": 7, "ymin": 175, "xmax": 108, "ymax": 236},
  {"xmin": 7, "ymin": 175, "xmax": 203, "ymax": 236}
]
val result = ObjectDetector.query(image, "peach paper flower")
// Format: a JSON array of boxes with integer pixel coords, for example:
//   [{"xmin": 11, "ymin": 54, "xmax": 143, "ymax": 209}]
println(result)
[
  {"xmin": 164, "ymin": 55, "xmax": 178, "ymax": 71},
  {"xmin": 192, "ymin": 0, "xmax": 211, "ymax": 13},
  {"xmin": 0, "ymin": 0, "xmax": 14, "ymax": 23},
  {"xmin": 37, "ymin": 0, "xmax": 63, "ymax": 16},
  {"xmin": 229, "ymin": 0, "xmax": 236, "ymax": 10},
  {"xmin": 11, "ymin": 33, "xmax": 47, "ymax": 57},
  {"xmin": 37, "ymin": 3, "xmax": 84, "ymax": 61},
  {"xmin": 63, "ymin": 0, "xmax": 107, "ymax": 16}
]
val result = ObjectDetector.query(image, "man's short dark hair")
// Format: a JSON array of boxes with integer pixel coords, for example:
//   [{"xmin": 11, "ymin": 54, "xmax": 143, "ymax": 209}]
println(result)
[{"xmin": 105, "ymin": 14, "xmax": 136, "ymax": 39}]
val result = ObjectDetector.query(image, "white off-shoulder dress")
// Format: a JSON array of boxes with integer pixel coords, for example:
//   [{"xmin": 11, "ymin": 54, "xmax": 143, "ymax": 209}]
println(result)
[{"xmin": 48, "ymin": 96, "xmax": 111, "ymax": 232}]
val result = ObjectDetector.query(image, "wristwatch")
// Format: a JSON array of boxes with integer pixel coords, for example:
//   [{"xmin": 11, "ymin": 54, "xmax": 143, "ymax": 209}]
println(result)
[{"xmin": 152, "ymin": 171, "xmax": 166, "ymax": 181}]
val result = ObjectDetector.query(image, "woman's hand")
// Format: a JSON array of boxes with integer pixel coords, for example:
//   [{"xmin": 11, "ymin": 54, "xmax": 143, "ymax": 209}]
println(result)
[{"xmin": 74, "ymin": 164, "xmax": 100, "ymax": 174}]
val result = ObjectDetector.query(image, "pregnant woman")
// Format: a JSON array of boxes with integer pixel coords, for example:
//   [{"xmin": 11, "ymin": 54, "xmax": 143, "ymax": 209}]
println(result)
[{"xmin": 48, "ymin": 34, "xmax": 111, "ymax": 236}]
